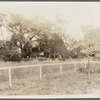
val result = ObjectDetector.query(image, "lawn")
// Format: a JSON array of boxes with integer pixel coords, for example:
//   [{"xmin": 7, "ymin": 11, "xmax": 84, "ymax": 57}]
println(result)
[{"xmin": 0, "ymin": 59, "xmax": 100, "ymax": 95}]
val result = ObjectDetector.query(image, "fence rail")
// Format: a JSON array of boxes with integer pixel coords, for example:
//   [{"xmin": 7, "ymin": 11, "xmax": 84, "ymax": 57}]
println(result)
[
  {"xmin": 0, "ymin": 60, "xmax": 99, "ymax": 87},
  {"xmin": 0, "ymin": 61, "xmax": 99, "ymax": 70}
]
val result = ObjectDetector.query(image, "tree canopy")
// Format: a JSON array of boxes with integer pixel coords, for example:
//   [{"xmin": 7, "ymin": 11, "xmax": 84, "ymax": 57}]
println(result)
[{"xmin": 0, "ymin": 12, "xmax": 83, "ymax": 61}]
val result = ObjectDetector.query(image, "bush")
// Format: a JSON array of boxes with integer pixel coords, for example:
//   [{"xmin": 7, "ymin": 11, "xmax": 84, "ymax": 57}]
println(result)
[
  {"xmin": 38, "ymin": 57, "xmax": 47, "ymax": 61},
  {"xmin": 52, "ymin": 58, "xmax": 56, "ymax": 60},
  {"xmin": 62, "ymin": 58, "xmax": 66, "ymax": 61},
  {"xmin": 78, "ymin": 67, "xmax": 100, "ymax": 74},
  {"xmin": 2, "ymin": 50, "xmax": 21, "ymax": 62},
  {"xmin": 21, "ymin": 58, "xmax": 33, "ymax": 62}
]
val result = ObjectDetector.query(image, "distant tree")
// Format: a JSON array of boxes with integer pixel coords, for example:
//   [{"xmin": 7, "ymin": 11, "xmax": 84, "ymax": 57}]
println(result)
[
  {"xmin": 62, "ymin": 33, "xmax": 83, "ymax": 58},
  {"xmin": 81, "ymin": 25, "xmax": 100, "ymax": 55},
  {"xmin": 80, "ymin": 25, "xmax": 98, "ymax": 78}
]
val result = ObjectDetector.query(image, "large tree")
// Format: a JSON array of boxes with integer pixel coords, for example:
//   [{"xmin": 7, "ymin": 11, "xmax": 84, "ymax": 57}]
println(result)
[
  {"xmin": 38, "ymin": 32, "xmax": 67, "ymax": 58},
  {"xmin": 1, "ymin": 12, "xmax": 79, "ymax": 59},
  {"xmin": 37, "ymin": 17, "xmax": 68, "ymax": 58},
  {"xmin": 3, "ymin": 13, "xmax": 53, "ymax": 58}
]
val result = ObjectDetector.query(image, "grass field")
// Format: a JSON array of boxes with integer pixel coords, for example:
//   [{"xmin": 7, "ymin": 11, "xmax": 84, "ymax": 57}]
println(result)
[{"xmin": 0, "ymin": 59, "xmax": 100, "ymax": 95}]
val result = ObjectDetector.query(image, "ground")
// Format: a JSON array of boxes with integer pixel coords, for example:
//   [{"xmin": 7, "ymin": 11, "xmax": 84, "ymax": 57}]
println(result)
[{"xmin": 0, "ymin": 59, "xmax": 100, "ymax": 95}]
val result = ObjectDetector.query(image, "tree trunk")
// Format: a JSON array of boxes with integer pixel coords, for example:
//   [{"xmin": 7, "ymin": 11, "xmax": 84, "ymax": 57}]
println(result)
[
  {"xmin": 53, "ymin": 54, "xmax": 55, "ymax": 58},
  {"xmin": 21, "ymin": 48, "xmax": 27, "ymax": 58},
  {"xmin": 88, "ymin": 54, "xmax": 90, "ymax": 78}
]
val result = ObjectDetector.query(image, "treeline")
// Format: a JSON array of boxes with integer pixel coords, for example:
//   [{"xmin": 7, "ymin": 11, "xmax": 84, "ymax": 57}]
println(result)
[{"xmin": 0, "ymin": 12, "xmax": 92, "ymax": 62}]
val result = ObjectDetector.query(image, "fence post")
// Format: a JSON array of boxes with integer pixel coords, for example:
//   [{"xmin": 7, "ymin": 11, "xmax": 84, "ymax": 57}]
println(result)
[
  {"xmin": 60, "ymin": 64, "xmax": 62, "ymax": 75},
  {"xmin": 74, "ymin": 63, "xmax": 76, "ymax": 73},
  {"xmin": 8, "ymin": 68, "xmax": 12, "ymax": 87},
  {"xmin": 93, "ymin": 61, "xmax": 95, "ymax": 67},
  {"xmin": 40, "ymin": 66, "xmax": 42, "ymax": 80},
  {"xmin": 99, "ymin": 61, "xmax": 100, "ymax": 67},
  {"xmin": 85, "ymin": 62, "xmax": 86, "ymax": 68}
]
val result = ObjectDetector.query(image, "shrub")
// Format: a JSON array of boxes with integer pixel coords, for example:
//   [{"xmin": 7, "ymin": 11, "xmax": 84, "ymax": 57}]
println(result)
[
  {"xmin": 52, "ymin": 58, "xmax": 56, "ymax": 60},
  {"xmin": 2, "ymin": 50, "xmax": 21, "ymax": 62},
  {"xmin": 78, "ymin": 67, "xmax": 100, "ymax": 74},
  {"xmin": 38, "ymin": 57, "xmax": 47, "ymax": 61},
  {"xmin": 62, "ymin": 58, "xmax": 66, "ymax": 61}
]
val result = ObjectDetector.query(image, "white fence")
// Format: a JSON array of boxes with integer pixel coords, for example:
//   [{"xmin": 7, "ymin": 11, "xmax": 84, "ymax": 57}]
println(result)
[{"xmin": 0, "ymin": 61, "xmax": 100, "ymax": 87}]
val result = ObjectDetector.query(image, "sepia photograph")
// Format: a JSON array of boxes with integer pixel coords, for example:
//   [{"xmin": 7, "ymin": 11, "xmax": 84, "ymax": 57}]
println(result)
[{"xmin": 0, "ymin": 1, "xmax": 100, "ymax": 98}]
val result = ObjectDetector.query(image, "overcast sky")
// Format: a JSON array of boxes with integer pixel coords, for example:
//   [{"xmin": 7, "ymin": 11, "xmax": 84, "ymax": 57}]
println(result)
[{"xmin": 0, "ymin": 2, "xmax": 100, "ymax": 40}]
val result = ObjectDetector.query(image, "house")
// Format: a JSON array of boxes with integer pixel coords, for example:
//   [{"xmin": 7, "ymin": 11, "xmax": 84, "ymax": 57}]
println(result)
[{"xmin": 30, "ymin": 47, "xmax": 44, "ymax": 58}]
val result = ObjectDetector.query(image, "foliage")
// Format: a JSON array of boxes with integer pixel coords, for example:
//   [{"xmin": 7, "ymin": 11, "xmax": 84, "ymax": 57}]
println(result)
[
  {"xmin": 0, "ymin": 12, "xmax": 82, "ymax": 60},
  {"xmin": 0, "ymin": 40, "xmax": 21, "ymax": 62},
  {"xmin": 78, "ymin": 66, "xmax": 100, "ymax": 74},
  {"xmin": 3, "ymin": 13, "xmax": 59, "ymax": 58},
  {"xmin": 38, "ymin": 32, "xmax": 68, "ymax": 58},
  {"xmin": 2, "ymin": 50, "xmax": 21, "ymax": 62},
  {"xmin": 81, "ymin": 25, "xmax": 100, "ymax": 55},
  {"xmin": 3, "ymin": 13, "xmax": 42, "ymax": 58}
]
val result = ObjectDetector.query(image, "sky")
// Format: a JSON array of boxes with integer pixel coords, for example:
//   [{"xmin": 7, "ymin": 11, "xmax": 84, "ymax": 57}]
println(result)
[{"xmin": 0, "ymin": 2, "xmax": 100, "ymax": 40}]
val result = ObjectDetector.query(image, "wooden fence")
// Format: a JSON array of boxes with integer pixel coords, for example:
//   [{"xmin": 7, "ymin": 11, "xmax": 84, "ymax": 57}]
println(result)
[{"xmin": 0, "ymin": 61, "xmax": 100, "ymax": 87}]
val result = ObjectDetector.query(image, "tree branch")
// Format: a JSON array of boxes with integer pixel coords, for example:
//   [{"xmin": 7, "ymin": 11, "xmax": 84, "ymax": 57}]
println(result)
[
  {"xmin": 3, "ymin": 23, "xmax": 17, "ymax": 35},
  {"xmin": 14, "ymin": 42, "xmax": 21, "ymax": 48},
  {"xmin": 29, "ymin": 30, "xmax": 41, "ymax": 40}
]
